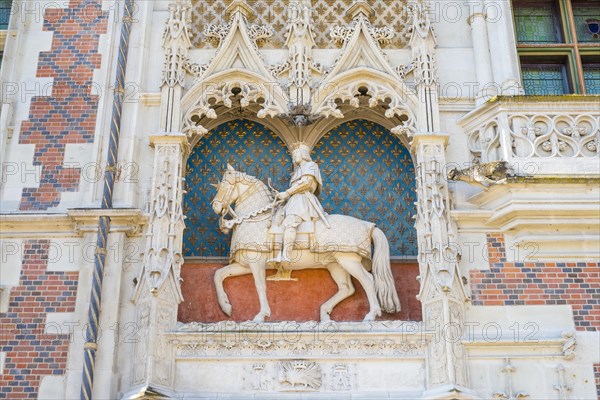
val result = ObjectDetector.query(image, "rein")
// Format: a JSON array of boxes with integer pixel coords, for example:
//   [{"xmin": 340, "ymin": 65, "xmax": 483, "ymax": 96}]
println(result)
[{"xmin": 218, "ymin": 178, "xmax": 282, "ymax": 233}]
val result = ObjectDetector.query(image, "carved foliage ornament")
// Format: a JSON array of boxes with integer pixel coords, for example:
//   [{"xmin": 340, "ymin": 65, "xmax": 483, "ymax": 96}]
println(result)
[
  {"xmin": 188, "ymin": 0, "xmax": 412, "ymax": 50},
  {"xmin": 317, "ymin": 82, "xmax": 416, "ymax": 132},
  {"xmin": 182, "ymin": 82, "xmax": 280, "ymax": 136},
  {"xmin": 330, "ymin": 17, "xmax": 395, "ymax": 47}
]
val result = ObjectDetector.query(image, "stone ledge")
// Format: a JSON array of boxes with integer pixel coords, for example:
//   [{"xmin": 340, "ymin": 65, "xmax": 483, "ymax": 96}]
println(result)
[
  {"xmin": 0, "ymin": 208, "xmax": 148, "ymax": 238},
  {"xmin": 453, "ymin": 182, "xmax": 600, "ymax": 232}
]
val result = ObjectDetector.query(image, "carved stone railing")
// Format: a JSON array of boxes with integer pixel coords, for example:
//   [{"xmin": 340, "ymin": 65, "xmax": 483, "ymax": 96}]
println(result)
[{"xmin": 459, "ymin": 96, "xmax": 600, "ymax": 176}]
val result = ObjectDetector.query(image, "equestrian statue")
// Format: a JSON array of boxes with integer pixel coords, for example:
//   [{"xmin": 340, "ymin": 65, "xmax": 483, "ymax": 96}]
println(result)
[{"xmin": 211, "ymin": 143, "xmax": 401, "ymax": 322}]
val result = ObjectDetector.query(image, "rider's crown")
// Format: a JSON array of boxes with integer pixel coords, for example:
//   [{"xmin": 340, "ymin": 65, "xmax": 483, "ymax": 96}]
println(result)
[{"xmin": 291, "ymin": 142, "xmax": 310, "ymax": 154}]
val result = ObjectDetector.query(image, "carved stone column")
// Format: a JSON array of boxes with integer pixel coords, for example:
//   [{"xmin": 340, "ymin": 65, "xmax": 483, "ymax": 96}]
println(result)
[
  {"xmin": 484, "ymin": 0, "xmax": 523, "ymax": 95},
  {"xmin": 285, "ymin": 0, "xmax": 315, "ymax": 107},
  {"xmin": 408, "ymin": 1, "xmax": 440, "ymax": 133},
  {"xmin": 129, "ymin": 133, "xmax": 188, "ymax": 397},
  {"xmin": 468, "ymin": 3, "xmax": 495, "ymax": 105},
  {"xmin": 410, "ymin": 133, "xmax": 472, "ymax": 398},
  {"xmin": 160, "ymin": 0, "xmax": 192, "ymax": 132}
]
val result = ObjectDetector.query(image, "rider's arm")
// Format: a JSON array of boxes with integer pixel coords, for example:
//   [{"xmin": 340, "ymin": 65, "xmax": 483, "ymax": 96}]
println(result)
[{"xmin": 286, "ymin": 175, "xmax": 316, "ymax": 197}]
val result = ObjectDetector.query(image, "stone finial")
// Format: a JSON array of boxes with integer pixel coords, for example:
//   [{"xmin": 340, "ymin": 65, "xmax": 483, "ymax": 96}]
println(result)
[
  {"xmin": 225, "ymin": 0, "xmax": 254, "ymax": 20},
  {"xmin": 347, "ymin": 0, "xmax": 374, "ymax": 21}
]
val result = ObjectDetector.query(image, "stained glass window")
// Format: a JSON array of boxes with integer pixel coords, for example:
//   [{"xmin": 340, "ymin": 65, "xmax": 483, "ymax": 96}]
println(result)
[
  {"xmin": 0, "ymin": 0, "xmax": 11, "ymax": 29},
  {"xmin": 521, "ymin": 64, "xmax": 569, "ymax": 95},
  {"xmin": 514, "ymin": 0, "xmax": 600, "ymax": 95},
  {"xmin": 583, "ymin": 64, "xmax": 600, "ymax": 94},
  {"xmin": 514, "ymin": 1, "xmax": 562, "ymax": 43},
  {"xmin": 571, "ymin": 1, "xmax": 600, "ymax": 43}
]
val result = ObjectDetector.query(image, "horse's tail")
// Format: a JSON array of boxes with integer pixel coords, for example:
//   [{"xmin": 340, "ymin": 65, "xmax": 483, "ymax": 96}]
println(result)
[{"xmin": 371, "ymin": 227, "xmax": 401, "ymax": 313}]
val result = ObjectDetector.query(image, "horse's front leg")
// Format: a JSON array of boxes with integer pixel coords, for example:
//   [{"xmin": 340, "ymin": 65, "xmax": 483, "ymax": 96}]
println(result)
[
  {"xmin": 248, "ymin": 258, "xmax": 270, "ymax": 322},
  {"xmin": 214, "ymin": 262, "xmax": 250, "ymax": 316}
]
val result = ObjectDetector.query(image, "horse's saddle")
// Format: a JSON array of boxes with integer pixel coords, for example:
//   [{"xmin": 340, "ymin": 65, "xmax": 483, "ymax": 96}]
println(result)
[{"xmin": 267, "ymin": 211, "xmax": 316, "ymax": 250}]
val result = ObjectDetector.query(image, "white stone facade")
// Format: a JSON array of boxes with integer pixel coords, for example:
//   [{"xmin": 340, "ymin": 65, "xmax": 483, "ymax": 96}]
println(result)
[{"xmin": 0, "ymin": 0, "xmax": 598, "ymax": 399}]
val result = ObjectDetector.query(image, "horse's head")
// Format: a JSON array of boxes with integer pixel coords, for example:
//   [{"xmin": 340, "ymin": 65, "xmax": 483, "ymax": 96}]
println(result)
[{"xmin": 211, "ymin": 164, "xmax": 240, "ymax": 216}]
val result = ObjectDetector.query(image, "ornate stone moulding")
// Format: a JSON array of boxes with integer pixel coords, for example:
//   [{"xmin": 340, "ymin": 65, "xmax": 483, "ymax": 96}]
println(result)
[
  {"xmin": 169, "ymin": 321, "xmax": 432, "ymax": 360},
  {"xmin": 464, "ymin": 330, "xmax": 578, "ymax": 360},
  {"xmin": 178, "ymin": 0, "xmax": 421, "ymax": 140},
  {"xmin": 0, "ymin": 209, "xmax": 147, "ymax": 238}
]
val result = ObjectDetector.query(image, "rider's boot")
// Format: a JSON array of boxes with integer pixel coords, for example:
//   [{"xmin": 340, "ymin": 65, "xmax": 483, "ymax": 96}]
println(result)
[{"xmin": 280, "ymin": 226, "xmax": 297, "ymax": 263}]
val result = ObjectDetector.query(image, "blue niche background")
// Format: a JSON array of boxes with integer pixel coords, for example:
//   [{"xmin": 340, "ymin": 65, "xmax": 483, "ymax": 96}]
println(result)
[
  {"xmin": 183, "ymin": 119, "xmax": 418, "ymax": 258},
  {"xmin": 312, "ymin": 119, "xmax": 418, "ymax": 257},
  {"xmin": 183, "ymin": 119, "xmax": 292, "ymax": 257}
]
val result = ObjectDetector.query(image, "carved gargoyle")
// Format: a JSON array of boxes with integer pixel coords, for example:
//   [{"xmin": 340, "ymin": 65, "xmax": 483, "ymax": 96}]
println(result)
[{"xmin": 447, "ymin": 161, "xmax": 513, "ymax": 189}]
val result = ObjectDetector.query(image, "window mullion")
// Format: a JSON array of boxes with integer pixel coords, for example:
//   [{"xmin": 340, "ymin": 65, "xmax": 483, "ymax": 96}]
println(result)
[{"xmin": 564, "ymin": 0, "xmax": 586, "ymax": 93}]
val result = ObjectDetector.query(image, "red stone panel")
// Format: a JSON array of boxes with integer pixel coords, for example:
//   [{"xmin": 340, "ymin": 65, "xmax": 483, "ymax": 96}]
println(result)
[
  {"xmin": 178, "ymin": 262, "xmax": 421, "ymax": 322},
  {"xmin": 470, "ymin": 234, "xmax": 600, "ymax": 331}
]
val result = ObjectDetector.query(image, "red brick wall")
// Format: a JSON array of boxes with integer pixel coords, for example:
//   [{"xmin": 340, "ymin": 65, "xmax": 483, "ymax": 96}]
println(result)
[
  {"xmin": 0, "ymin": 241, "xmax": 79, "ymax": 399},
  {"xmin": 470, "ymin": 234, "xmax": 599, "ymax": 331},
  {"xmin": 18, "ymin": 0, "xmax": 107, "ymax": 210}
]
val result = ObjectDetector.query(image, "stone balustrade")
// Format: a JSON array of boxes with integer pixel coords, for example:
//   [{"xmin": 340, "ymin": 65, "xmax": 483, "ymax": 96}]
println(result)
[{"xmin": 459, "ymin": 96, "xmax": 600, "ymax": 176}]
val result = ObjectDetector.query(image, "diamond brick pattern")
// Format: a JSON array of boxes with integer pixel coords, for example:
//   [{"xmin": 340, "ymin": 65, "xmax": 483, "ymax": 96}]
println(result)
[
  {"xmin": 0, "ymin": 241, "xmax": 78, "ymax": 399},
  {"xmin": 18, "ymin": 0, "xmax": 107, "ymax": 211}
]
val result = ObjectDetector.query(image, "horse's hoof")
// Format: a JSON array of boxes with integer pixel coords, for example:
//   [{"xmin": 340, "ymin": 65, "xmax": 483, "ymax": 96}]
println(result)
[
  {"xmin": 222, "ymin": 302, "xmax": 232, "ymax": 316},
  {"xmin": 320, "ymin": 312, "xmax": 331, "ymax": 322},
  {"xmin": 252, "ymin": 314, "xmax": 265, "ymax": 323},
  {"xmin": 363, "ymin": 311, "xmax": 380, "ymax": 322}
]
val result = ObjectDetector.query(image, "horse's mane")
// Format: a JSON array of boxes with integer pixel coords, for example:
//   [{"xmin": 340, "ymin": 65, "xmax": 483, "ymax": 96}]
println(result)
[{"xmin": 233, "ymin": 171, "xmax": 272, "ymax": 198}]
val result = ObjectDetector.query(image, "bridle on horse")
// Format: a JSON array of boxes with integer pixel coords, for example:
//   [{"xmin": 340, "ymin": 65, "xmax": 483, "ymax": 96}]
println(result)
[{"xmin": 213, "ymin": 173, "xmax": 283, "ymax": 233}]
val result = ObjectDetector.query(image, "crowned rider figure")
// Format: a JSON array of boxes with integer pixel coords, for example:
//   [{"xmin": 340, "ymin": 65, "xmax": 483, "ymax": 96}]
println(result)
[{"xmin": 269, "ymin": 142, "xmax": 330, "ymax": 264}]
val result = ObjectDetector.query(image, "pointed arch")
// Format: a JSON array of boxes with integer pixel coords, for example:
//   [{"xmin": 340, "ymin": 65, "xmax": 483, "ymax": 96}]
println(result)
[
  {"xmin": 179, "ymin": 11, "xmax": 289, "ymax": 137},
  {"xmin": 312, "ymin": 16, "xmax": 420, "ymax": 128}
]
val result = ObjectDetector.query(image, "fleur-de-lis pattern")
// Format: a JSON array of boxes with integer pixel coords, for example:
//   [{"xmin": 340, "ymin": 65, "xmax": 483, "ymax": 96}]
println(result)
[
  {"xmin": 190, "ymin": 0, "xmax": 411, "ymax": 49},
  {"xmin": 313, "ymin": 120, "xmax": 417, "ymax": 256},
  {"xmin": 183, "ymin": 119, "xmax": 417, "ymax": 257},
  {"xmin": 183, "ymin": 120, "xmax": 292, "ymax": 257}
]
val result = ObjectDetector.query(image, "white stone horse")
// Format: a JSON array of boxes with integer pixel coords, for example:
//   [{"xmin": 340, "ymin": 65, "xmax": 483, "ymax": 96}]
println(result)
[{"xmin": 211, "ymin": 164, "xmax": 401, "ymax": 322}]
